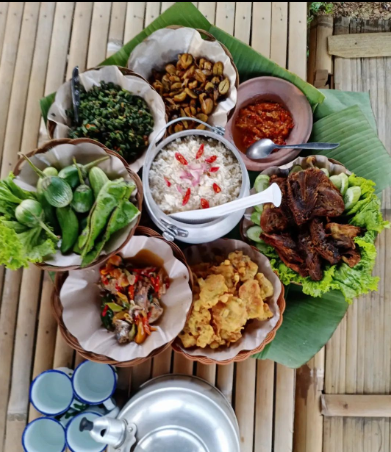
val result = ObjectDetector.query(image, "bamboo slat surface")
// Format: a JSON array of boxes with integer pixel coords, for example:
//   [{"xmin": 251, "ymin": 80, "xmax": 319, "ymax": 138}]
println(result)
[
  {"xmin": 324, "ymin": 16, "xmax": 391, "ymax": 452},
  {"xmin": 0, "ymin": 3, "xmax": 308, "ymax": 452}
]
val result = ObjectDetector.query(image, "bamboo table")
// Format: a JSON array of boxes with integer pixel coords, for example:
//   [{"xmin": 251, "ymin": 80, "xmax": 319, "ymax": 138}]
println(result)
[{"xmin": 0, "ymin": 3, "xmax": 309, "ymax": 452}]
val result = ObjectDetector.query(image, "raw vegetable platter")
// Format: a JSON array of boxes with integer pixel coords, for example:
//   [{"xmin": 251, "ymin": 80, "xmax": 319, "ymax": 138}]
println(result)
[{"xmin": 30, "ymin": 2, "xmax": 391, "ymax": 367}]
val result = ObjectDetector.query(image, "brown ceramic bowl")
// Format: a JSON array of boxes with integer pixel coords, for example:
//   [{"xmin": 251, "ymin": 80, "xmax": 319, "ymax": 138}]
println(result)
[{"xmin": 224, "ymin": 76, "xmax": 313, "ymax": 171}]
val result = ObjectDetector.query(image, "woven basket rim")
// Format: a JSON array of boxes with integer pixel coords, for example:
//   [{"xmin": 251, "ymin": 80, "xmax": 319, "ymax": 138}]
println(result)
[
  {"xmin": 51, "ymin": 226, "xmax": 194, "ymax": 367},
  {"xmin": 14, "ymin": 137, "xmax": 143, "ymax": 271},
  {"xmin": 171, "ymin": 284, "xmax": 286, "ymax": 365}
]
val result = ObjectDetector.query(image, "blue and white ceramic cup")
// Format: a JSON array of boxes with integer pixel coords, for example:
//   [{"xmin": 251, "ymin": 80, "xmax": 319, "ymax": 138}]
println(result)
[
  {"xmin": 66, "ymin": 411, "xmax": 107, "ymax": 452},
  {"xmin": 22, "ymin": 418, "xmax": 66, "ymax": 452},
  {"xmin": 30, "ymin": 370, "xmax": 76, "ymax": 417},
  {"xmin": 72, "ymin": 362, "xmax": 117, "ymax": 412}
]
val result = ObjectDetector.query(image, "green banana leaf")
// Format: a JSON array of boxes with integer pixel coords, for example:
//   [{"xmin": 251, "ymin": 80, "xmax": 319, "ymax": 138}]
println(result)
[
  {"xmin": 40, "ymin": 2, "xmax": 323, "ymax": 124},
  {"xmin": 37, "ymin": 1, "xmax": 391, "ymax": 369}
]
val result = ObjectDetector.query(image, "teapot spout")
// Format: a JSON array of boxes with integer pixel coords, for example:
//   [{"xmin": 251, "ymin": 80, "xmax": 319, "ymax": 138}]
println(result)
[{"xmin": 79, "ymin": 416, "xmax": 130, "ymax": 448}]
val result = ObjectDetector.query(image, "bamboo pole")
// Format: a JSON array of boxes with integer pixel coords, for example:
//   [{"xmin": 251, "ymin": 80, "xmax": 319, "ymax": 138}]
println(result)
[
  {"xmin": 198, "ymin": 2, "xmax": 216, "ymax": 24},
  {"xmin": 0, "ymin": 2, "xmax": 9, "ymax": 63},
  {"xmin": 124, "ymin": 2, "xmax": 146, "ymax": 42},
  {"xmin": 270, "ymin": 2, "xmax": 288, "ymax": 68},
  {"xmin": 107, "ymin": 2, "xmax": 127, "ymax": 57},
  {"xmin": 152, "ymin": 347, "xmax": 172, "ymax": 378},
  {"xmin": 251, "ymin": 2, "xmax": 272, "ymax": 57},
  {"xmin": 87, "ymin": 2, "xmax": 112, "ymax": 68},
  {"xmin": 322, "ymin": 395, "xmax": 391, "ymax": 417},
  {"xmin": 144, "ymin": 2, "xmax": 161, "ymax": 27}
]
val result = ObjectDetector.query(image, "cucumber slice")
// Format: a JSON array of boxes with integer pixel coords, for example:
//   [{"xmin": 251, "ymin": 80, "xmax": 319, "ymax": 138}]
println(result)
[
  {"xmin": 254, "ymin": 204, "xmax": 264, "ymax": 214},
  {"xmin": 254, "ymin": 174, "xmax": 270, "ymax": 193},
  {"xmin": 321, "ymin": 168, "xmax": 329, "ymax": 177},
  {"xmin": 246, "ymin": 225, "xmax": 263, "ymax": 243},
  {"xmin": 344, "ymin": 186, "xmax": 361, "ymax": 211},
  {"xmin": 251, "ymin": 211, "xmax": 262, "ymax": 225},
  {"xmin": 289, "ymin": 165, "xmax": 303, "ymax": 175},
  {"xmin": 330, "ymin": 175, "xmax": 342, "ymax": 190},
  {"xmin": 339, "ymin": 173, "xmax": 349, "ymax": 196}
]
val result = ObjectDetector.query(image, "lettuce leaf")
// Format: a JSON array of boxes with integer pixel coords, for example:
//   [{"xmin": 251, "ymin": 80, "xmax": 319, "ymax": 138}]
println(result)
[
  {"xmin": 0, "ymin": 220, "xmax": 57, "ymax": 269},
  {"xmin": 252, "ymin": 173, "xmax": 389, "ymax": 302}
]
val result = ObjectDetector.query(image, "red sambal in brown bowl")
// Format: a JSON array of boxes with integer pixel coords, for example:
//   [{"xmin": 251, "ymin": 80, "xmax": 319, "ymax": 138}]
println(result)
[{"xmin": 224, "ymin": 77, "xmax": 313, "ymax": 171}]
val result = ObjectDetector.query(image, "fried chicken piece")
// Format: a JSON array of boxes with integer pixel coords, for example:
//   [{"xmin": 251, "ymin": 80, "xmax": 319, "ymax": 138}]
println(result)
[
  {"xmin": 260, "ymin": 232, "xmax": 309, "ymax": 277},
  {"xmin": 211, "ymin": 260, "xmax": 240, "ymax": 293},
  {"xmin": 297, "ymin": 230, "xmax": 323, "ymax": 281},
  {"xmin": 212, "ymin": 296, "xmax": 248, "ymax": 344},
  {"xmin": 228, "ymin": 251, "xmax": 258, "ymax": 281},
  {"xmin": 255, "ymin": 273, "xmax": 274, "ymax": 299},
  {"xmin": 325, "ymin": 223, "xmax": 363, "ymax": 249},
  {"xmin": 239, "ymin": 280, "xmax": 273, "ymax": 320},
  {"xmin": 342, "ymin": 248, "xmax": 361, "ymax": 267},
  {"xmin": 310, "ymin": 218, "xmax": 341, "ymax": 265},
  {"xmin": 194, "ymin": 274, "xmax": 228, "ymax": 311},
  {"xmin": 287, "ymin": 168, "xmax": 345, "ymax": 225}
]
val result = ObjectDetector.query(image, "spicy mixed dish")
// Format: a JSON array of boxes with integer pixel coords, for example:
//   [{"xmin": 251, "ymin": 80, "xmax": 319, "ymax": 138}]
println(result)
[
  {"xmin": 99, "ymin": 255, "xmax": 169, "ymax": 345},
  {"xmin": 235, "ymin": 100, "xmax": 294, "ymax": 149}
]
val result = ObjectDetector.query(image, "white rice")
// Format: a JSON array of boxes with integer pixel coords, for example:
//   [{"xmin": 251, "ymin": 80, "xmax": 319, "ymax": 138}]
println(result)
[{"xmin": 149, "ymin": 136, "xmax": 242, "ymax": 214}]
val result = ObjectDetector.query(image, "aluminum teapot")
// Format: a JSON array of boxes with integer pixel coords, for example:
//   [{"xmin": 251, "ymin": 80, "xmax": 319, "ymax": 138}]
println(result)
[{"xmin": 79, "ymin": 374, "xmax": 240, "ymax": 452}]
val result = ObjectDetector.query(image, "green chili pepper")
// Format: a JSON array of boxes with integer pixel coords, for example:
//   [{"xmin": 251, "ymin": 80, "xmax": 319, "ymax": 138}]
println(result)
[
  {"xmin": 79, "ymin": 178, "xmax": 131, "ymax": 254},
  {"xmin": 81, "ymin": 185, "xmax": 139, "ymax": 267}
]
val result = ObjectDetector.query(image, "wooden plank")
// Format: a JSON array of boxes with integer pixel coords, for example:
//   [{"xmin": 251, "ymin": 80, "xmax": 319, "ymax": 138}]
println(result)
[
  {"xmin": 254, "ymin": 360, "xmax": 275, "ymax": 452},
  {"xmin": 53, "ymin": 329, "xmax": 74, "ymax": 369},
  {"xmin": 322, "ymin": 395, "xmax": 391, "ymax": 417},
  {"xmin": 144, "ymin": 2, "xmax": 160, "ymax": 27},
  {"xmin": 307, "ymin": 20, "xmax": 317, "ymax": 85},
  {"xmin": 66, "ymin": 2, "xmax": 94, "ymax": 79},
  {"xmin": 196, "ymin": 364, "xmax": 216, "ymax": 385},
  {"xmin": 274, "ymin": 365, "xmax": 295, "ymax": 452},
  {"xmin": 216, "ymin": 363, "xmax": 234, "ymax": 403},
  {"xmin": 0, "ymin": 2, "xmax": 23, "ymax": 164},
  {"xmin": 87, "ymin": 2, "xmax": 112, "ymax": 68},
  {"xmin": 288, "ymin": 2, "xmax": 307, "ymax": 80},
  {"xmin": 0, "ymin": 1, "xmax": 40, "ymax": 179},
  {"xmin": 270, "ymin": 2, "xmax": 287, "ymax": 68},
  {"xmin": 28, "ymin": 273, "xmax": 58, "ymax": 422},
  {"xmin": 131, "ymin": 359, "xmax": 152, "ymax": 391},
  {"xmin": 107, "ymin": 2, "xmax": 127, "ymax": 57},
  {"xmin": 198, "ymin": 2, "xmax": 216, "ymax": 24},
  {"xmin": 315, "ymin": 15, "xmax": 333, "ymax": 75},
  {"xmin": 328, "ymin": 33, "xmax": 391, "ymax": 58},
  {"xmin": 172, "ymin": 352, "xmax": 193, "ymax": 375},
  {"xmin": 161, "ymin": 2, "xmax": 175, "ymax": 13},
  {"xmin": 3, "ymin": 266, "xmax": 42, "ymax": 452},
  {"xmin": 20, "ymin": 2, "xmax": 56, "ymax": 155},
  {"xmin": 215, "ymin": 3, "xmax": 235, "ymax": 34},
  {"xmin": 235, "ymin": 359, "xmax": 256, "ymax": 452},
  {"xmin": 234, "ymin": 3, "xmax": 252, "ymax": 45},
  {"xmin": 251, "ymin": 2, "xmax": 271, "ymax": 58},
  {"xmin": 0, "ymin": 2, "xmax": 9, "ymax": 62},
  {"xmin": 124, "ymin": 2, "xmax": 146, "ymax": 43},
  {"xmin": 0, "ymin": 270, "xmax": 22, "ymax": 452},
  {"xmin": 152, "ymin": 347, "xmax": 172, "ymax": 377}
]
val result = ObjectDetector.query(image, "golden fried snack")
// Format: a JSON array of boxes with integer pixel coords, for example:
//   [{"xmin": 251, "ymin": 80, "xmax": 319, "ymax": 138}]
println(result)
[
  {"xmin": 179, "ymin": 251, "xmax": 275, "ymax": 350},
  {"xmin": 211, "ymin": 260, "xmax": 240, "ymax": 293},
  {"xmin": 255, "ymin": 273, "xmax": 274, "ymax": 299},
  {"xmin": 239, "ymin": 280, "xmax": 273, "ymax": 321},
  {"xmin": 212, "ymin": 296, "xmax": 248, "ymax": 343},
  {"xmin": 194, "ymin": 274, "xmax": 228, "ymax": 311},
  {"xmin": 228, "ymin": 251, "xmax": 258, "ymax": 282}
]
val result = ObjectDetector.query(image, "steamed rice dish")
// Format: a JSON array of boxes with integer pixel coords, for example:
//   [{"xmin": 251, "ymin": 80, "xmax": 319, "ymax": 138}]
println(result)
[{"xmin": 149, "ymin": 136, "xmax": 242, "ymax": 215}]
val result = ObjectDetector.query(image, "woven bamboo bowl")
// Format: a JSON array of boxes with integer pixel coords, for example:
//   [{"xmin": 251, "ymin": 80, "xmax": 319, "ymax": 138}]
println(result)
[
  {"xmin": 172, "ymin": 239, "xmax": 286, "ymax": 365},
  {"xmin": 13, "ymin": 137, "xmax": 143, "ymax": 271},
  {"xmin": 128, "ymin": 25, "xmax": 239, "ymax": 125},
  {"xmin": 52, "ymin": 226, "xmax": 194, "ymax": 368}
]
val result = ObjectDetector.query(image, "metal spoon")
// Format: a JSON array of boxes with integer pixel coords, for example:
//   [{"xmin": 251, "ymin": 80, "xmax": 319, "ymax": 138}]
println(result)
[
  {"xmin": 246, "ymin": 138, "xmax": 340, "ymax": 160},
  {"xmin": 169, "ymin": 183, "xmax": 281, "ymax": 223}
]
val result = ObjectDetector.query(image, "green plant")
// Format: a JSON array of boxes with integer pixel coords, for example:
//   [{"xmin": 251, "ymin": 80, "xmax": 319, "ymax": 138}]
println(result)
[{"xmin": 308, "ymin": 2, "xmax": 334, "ymax": 24}]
